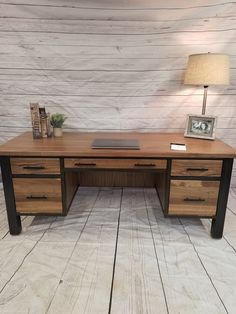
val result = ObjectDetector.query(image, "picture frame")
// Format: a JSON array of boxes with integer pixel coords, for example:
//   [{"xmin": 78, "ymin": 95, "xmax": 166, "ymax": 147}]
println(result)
[{"xmin": 184, "ymin": 114, "xmax": 217, "ymax": 140}]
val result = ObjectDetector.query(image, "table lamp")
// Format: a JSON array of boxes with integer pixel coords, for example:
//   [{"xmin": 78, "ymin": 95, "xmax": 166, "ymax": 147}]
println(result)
[{"xmin": 184, "ymin": 53, "xmax": 229, "ymax": 115}]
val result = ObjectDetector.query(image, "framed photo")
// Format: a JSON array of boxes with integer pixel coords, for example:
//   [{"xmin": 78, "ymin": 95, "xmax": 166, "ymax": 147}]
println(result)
[{"xmin": 184, "ymin": 114, "xmax": 217, "ymax": 140}]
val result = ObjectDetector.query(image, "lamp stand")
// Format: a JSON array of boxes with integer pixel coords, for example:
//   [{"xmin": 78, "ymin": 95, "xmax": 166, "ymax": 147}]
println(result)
[{"xmin": 202, "ymin": 85, "xmax": 208, "ymax": 115}]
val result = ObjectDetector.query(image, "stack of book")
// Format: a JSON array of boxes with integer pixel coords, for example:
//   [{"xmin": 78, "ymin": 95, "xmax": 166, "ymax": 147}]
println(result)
[{"xmin": 30, "ymin": 103, "xmax": 52, "ymax": 139}]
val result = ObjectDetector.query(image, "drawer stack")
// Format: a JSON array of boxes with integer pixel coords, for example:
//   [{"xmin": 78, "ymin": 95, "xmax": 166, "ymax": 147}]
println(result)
[
  {"xmin": 11, "ymin": 158, "xmax": 63, "ymax": 214},
  {"xmin": 168, "ymin": 159, "xmax": 222, "ymax": 217}
]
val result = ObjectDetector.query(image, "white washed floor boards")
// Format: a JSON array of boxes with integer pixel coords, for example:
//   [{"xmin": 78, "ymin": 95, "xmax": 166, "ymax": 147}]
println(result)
[{"xmin": 0, "ymin": 186, "xmax": 236, "ymax": 314}]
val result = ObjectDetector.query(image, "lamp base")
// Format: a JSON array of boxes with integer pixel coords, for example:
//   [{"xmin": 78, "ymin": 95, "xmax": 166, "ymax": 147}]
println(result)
[{"xmin": 202, "ymin": 85, "xmax": 208, "ymax": 115}]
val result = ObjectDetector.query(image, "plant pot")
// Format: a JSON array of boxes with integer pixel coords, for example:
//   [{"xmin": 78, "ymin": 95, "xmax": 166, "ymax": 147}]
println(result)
[{"xmin": 53, "ymin": 128, "xmax": 63, "ymax": 137}]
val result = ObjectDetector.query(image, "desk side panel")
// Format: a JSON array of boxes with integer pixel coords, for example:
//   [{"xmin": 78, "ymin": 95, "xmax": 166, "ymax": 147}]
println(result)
[{"xmin": 64, "ymin": 171, "xmax": 80, "ymax": 211}]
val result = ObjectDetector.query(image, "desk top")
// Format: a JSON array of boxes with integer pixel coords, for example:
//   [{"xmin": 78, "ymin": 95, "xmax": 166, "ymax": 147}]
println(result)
[{"xmin": 0, "ymin": 132, "xmax": 235, "ymax": 158}]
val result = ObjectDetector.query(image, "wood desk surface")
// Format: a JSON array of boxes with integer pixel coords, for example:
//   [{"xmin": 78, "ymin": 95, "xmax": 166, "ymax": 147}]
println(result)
[{"xmin": 0, "ymin": 132, "xmax": 235, "ymax": 158}]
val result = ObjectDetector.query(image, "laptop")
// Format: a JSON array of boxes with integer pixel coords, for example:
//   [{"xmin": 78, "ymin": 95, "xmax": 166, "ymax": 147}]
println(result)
[{"xmin": 91, "ymin": 138, "xmax": 140, "ymax": 150}]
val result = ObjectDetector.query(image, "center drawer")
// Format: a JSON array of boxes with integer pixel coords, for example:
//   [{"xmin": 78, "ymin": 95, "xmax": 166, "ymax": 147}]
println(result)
[
  {"xmin": 64, "ymin": 158, "xmax": 167, "ymax": 170},
  {"xmin": 13, "ymin": 178, "xmax": 62, "ymax": 214}
]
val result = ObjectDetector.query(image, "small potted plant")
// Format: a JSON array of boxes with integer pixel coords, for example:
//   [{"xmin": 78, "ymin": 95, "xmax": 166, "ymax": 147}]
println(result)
[{"xmin": 50, "ymin": 113, "xmax": 67, "ymax": 137}]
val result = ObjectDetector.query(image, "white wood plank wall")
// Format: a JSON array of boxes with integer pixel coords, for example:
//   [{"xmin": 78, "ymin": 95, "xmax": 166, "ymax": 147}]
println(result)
[{"xmin": 0, "ymin": 0, "xmax": 236, "ymax": 184}]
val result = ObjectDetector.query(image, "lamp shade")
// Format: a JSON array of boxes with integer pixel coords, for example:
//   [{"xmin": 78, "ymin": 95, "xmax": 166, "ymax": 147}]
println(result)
[{"xmin": 184, "ymin": 53, "xmax": 229, "ymax": 86}]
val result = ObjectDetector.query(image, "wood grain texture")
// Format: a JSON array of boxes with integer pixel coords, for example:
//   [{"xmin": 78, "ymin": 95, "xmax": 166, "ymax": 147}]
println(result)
[
  {"xmin": 46, "ymin": 188, "xmax": 120, "ymax": 314},
  {"xmin": 171, "ymin": 159, "xmax": 222, "ymax": 177},
  {"xmin": 145, "ymin": 188, "xmax": 231, "ymax": 313},
  {"xmin": 64, "ymin": 171, "xmax": 79, "ymax": 210},
  {"xmin": 65, "ymin": 157, "xmax": 167, "ymax": 169},
  {"xmin": 13, "ymin": 178, "xmax": 62, "ymax": 214},
  {"xmin": 111, "ymin": 188, "xmax": 168, "ymax": 313},
  {"xmin": 1, "ymin": 186, "xmax": 236, "ymax": 312},
  {"xmin": 78, "ymin": 170, "xmax": 159, "ymax": 187},
  {"xmin": 168, "ymin": 180, "xmax": 220, "ymax": 216},
  {"xmin": 0, "ymin": 132, "xmax": 235, "ymax": 158},
  {"xmin": 0, "ymin": 0, "xmax": 236, "ymax": 185},
  {"xmin": 10, "ymin": 157, "xmax": 60, "ymax": 174}
]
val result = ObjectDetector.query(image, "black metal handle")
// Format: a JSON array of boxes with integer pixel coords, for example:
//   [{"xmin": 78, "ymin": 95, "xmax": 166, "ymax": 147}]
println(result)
[
  {"xmin": 184, "ymin": 197, "xmax": 205, "ymax": 202},
  {"xmin": 74, "ymin": 163, "xmax": 96, "ymax": 167},
  {"xmin": 186, "ymin": 168, "xmax": 208, "ymax": 172},
  {"xmin": 134, "ymin": 163, "xmax": 156, "ymax": 167},
  {"xmin": 23, "ymin": 166, "xmax": 46, "ymax": 170},
  {"xmin": 26, "ymin": 195, "xmax": 47, "ymax": 200}
]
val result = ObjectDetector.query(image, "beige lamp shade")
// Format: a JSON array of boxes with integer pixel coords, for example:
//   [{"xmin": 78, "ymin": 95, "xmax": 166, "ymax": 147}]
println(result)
[{"xmin": 184, "ymin": 53, "xmax": 229, "ymax": 86}]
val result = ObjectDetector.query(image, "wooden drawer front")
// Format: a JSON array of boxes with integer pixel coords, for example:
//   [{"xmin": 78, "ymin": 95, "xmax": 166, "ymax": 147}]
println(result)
[
  {"xmin": 13, "ymin": 178, "xmax": 62, "ymax": 214},
  {"xmin": 64, "ymin": 158, "xmax": 167, "ymax": 170},
  {"xmin": 168, "ymin": 180, "xmax": 220, "ymax": 216},
  {"xmin": 171, "ymin": 160, "xmax": 222, "ymax": 177},
  {"xmin": 11, "ymin": 158, "xmax": 60, "ymax": 175}
]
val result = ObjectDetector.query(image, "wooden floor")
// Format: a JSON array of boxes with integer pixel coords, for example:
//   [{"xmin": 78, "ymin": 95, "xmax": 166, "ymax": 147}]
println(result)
[{"xmin": 0, "ymin": 186, "xmax": 236, "ymax": 314}]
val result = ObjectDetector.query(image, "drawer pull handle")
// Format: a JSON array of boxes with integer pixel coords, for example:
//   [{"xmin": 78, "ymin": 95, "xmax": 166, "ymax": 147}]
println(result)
[
  {"xmin": 74, "ymin": 163, "xmax": 96, "ymax": 167},
  {"xmin": 134, "ymin": 163, "xmax": 156, "ymax": 167},
  {"xmin": 23, "ymin": 166, "xmax": 46, "ymax": 170},
  {"xmin": 184, "ymin": 197, "xmax": 205, "ymax": 202},
  {"xmin": 186, "ymin": 168, "xmax": 208, "ymax": 172},
  {"xmin": 26, "ymin": 195, "xmax": 47, "ymax": 200}
]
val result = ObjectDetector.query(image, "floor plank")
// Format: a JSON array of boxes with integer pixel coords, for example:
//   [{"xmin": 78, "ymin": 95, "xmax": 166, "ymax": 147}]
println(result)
[
  {"xmin": 0, "ymin": 241, "xmax": 76, "ymax": 314},
  {"xmin": 144, "ymin": 188, "xmax": 228, "ymax": 314},
  {"xmin": 0, "ymin": 187, "xmax": 236, "ymax": 313},
  {"xmin": 111, "ymin": 188, "xmax": 168, "ymax": 314},
  {"xmin": 47, "ymin": 243, "xmax": 116, "ymax": 314},
  {"xmin": 46, "ymin": 188, "xmax": 122, "ymax": 314}
]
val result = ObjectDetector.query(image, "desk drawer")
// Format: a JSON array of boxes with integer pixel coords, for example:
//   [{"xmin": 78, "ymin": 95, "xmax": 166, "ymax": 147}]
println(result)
[
  {"xmin": 171, "ymin": 160, "xmax": 222, "ymax": 177},
  {"xmin": 168, "ymin": 180, "xmax": 220, "ymax": 216},
  {"xmin": 11, "ymin": 158, "xmax": 60, "ymax": 175},
  {"xmin": 64, "ymin": 158, "xmax": 167, "ymax": 170},
  {"xmin": 13, "ymin": 178, "xmax": 62, "ymax": 214}
]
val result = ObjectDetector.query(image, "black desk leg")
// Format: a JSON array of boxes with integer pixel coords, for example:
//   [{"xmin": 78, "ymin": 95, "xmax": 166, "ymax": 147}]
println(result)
[
  {"xmin": 0, "ymin": 157, "xmax": 22, "ymax": 235},
  {"xmin": 211, "ymin": 158, "xmax": 233, "ymax": 239}
]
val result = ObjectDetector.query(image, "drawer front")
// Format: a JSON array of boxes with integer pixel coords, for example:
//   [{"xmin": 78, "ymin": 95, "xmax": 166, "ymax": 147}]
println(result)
[
  {"xmin": 171, "ymin": 160, "xmax": 222, "ymax": 177},
  {"xmin": 11, "ymin": 158, "xmax": 60, "ymax": 175},
  {"xmin": 64, "ymin": 158, "xmax": 167, "ymax": 170},
  {"xmin": 168, "ymin": 180, "xmax": 220, "ymax": 216},
  {"xmin": 13, "ymin": 178, "xmax": 62, "ymax": 214}
]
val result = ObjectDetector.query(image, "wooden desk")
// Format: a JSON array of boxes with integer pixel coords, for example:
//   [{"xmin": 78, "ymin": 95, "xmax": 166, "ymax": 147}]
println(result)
[{"xmin": 0, "ymin": 132, "xmax": 235, "ymax": 238}]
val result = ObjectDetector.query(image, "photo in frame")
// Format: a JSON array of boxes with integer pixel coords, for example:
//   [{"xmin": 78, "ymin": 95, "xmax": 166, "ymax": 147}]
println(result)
[{"xmin": 184, "ymin": 114, "xmax": 217, "ymax": 140}]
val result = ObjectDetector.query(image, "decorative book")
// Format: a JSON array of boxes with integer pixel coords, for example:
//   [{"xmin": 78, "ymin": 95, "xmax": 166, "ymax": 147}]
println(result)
[{"xmin": 30, "ymin": 103, "xmax": 52, "ymax": 139}]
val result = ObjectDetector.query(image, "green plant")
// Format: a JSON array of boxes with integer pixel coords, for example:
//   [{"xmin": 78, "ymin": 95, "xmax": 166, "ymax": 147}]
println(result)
[{"xmin": 50, "ymin": 113, "xmax": 67, "ymax": 128}]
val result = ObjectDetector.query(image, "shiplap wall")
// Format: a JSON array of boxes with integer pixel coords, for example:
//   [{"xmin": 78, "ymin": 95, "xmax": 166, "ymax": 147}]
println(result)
[{"xmin": 0, "ymin": 0, "xmax": 236, "ymax": 183}]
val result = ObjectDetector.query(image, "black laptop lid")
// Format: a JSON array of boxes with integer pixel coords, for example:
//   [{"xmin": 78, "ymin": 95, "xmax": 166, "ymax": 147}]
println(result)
[{"xmin": 91, "ymin": 139, "xmax": 140, "ymax": 150}]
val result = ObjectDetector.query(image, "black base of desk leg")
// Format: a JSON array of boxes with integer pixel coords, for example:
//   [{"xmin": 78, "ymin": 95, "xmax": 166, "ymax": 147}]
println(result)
[
  {"xmin": 210, "ymin": 158, "xmax": 233, "ymax": 239},
  {"xmin": 211, "ymin": 219, "xmax": 223, "ymax": 239},
  {"xmin": 8, "ymin": 215, "xmax": 22, "ymax": 235},
  {"xmin": 0, "ymin": 157, "xmax": 22, "ymax": 235}
]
